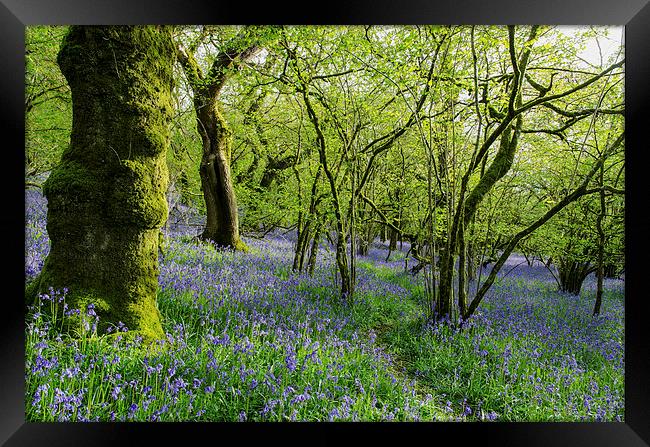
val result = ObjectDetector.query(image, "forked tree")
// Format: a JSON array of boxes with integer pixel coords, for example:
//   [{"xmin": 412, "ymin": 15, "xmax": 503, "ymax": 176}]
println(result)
[{"xmin": 175, "ymin": 26, "xmax": 277, "ymax": 250}]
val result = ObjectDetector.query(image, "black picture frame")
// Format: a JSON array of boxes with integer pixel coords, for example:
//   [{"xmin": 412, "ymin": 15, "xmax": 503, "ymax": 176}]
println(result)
[{"xmin": 2, "ymin": 0, "xmax": 649, "ymax": 445}]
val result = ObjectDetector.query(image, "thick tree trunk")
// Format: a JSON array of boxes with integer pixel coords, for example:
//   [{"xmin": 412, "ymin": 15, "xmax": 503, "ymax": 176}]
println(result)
[
  {"xmin": 196, "ymin": 102, "xmax": 247, "ymax": 251},
  {"xmin": 558, "ymin": 259, "xmax": 594, "ymax": 296},
  {"xmin": 357, "ymin": 234, "xmax": 369, "ymax": 256},
  {"xmin": 388, "ymin": 226, "xmax": 398, "ymax": 251},
  {"xmin": 176, "ymin": 30, "xmax": 268, "ymax": 252},
  {"xmin": 28, "ymin": 26, "xmax": 174, "ymax": 341}
]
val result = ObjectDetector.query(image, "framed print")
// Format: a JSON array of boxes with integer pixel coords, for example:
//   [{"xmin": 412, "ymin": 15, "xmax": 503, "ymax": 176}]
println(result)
[{"xmin": 2, "ymin": 0, "xmax": 649, "ymax": 445}]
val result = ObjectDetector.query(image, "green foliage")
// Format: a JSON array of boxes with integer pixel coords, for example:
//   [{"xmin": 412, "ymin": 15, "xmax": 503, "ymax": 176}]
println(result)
[
  {"xmin": 25, "ymin": 26, "xmax": 71, "ymax": 182},
  {"xmin": 376, "ymin": 271, "xmax": 624, "ymax": 421},
  {"xmin": 33, "ymin": 26, "xmax": 178, "ymax": 342},
  {"xmin": 26, "ymin": 25, "xmax": 625, "ymax": 420},
  {"xmin": 158, "ymin": 26, "xmax": 624, "ymax": 296}
]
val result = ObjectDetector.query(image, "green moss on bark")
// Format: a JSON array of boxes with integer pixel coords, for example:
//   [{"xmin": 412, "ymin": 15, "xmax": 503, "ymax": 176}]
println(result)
[
  {"xmin": 31, "ymin": 26, "xmax": 175, "ymax": 343},
  {"xmin": 109, "ymin": 158, "xmax": 169, "ymax": 228},
  {"xmin": 233, "ymin": 238, "xmax": 250, "ymax": 253}
]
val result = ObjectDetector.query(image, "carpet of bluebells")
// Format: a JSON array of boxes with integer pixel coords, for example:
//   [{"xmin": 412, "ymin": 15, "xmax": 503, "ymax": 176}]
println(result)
[{"xmin": 25, "ymin": 189, "xmax": 624, "ymax": 422}]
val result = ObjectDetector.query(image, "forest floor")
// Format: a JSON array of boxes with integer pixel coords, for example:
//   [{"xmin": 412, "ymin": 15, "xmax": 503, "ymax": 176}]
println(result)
[{"xmin": 25, "ymin": 189, "xmax": 625, "ymax": 422}]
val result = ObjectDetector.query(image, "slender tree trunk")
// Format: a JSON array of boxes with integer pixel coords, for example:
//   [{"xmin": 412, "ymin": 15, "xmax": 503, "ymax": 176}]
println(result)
[
  {"xmin": 298, "ymin": 232, "xmax": 309, "ymax": 271},
  {"xmin": 463, "ymin": 135, "xmax": 623, "ymax": 319},
  {"xmin": 355, "ymin": 197, "xmax": 369, "ymax": 257},
  {"xmin": 439, "ymin": 25, "xmax": 535, "ymax": 323},
  {"xmin": 593, "ymin": 163, "xmax": 607, "ymax": 315},
  {"xmin": 298, "ymin": 80, "xmax": 351, "ymax": 301},
  {"xmin": 466, "ymin": 241, "xmax": 476, "ymax": 281},
  {"xmin": 293, "ymin": 216, "xmax": 304, "ymax": 271},
  {"xmin": 292, "ymin": 158, "xmax": 304, "ymax": 271},
  {"xmin": 307, "ymin": 225, "xmax": 322, "ymax": 276},
  {"xmin": 297, "ymin": 223, "xmax": 316, "ymax": 273},
  {"xmin": 349, "ymin": 160, "xmax": 357, "ymax": 298},
  {"xmin": 437, "ymin": 246, "xmax": 455, "ymax": 320},
  {"xmin": 293, "ymin": 166, "xmax": 321, "ymax": 272},
  {"xmin": 28, "ymin": 25, "xmax": 174, "ymax": 341},
  {"xmin": 293, "ymin": 224, "xmax": 311, "ymax": 271},
  {"xmin": 457, "ymin": 218, "xmax": 468, "ymax": 318},
  {"xmin": 335, "ymin": 226, "xmax": 352, "ymax": 299},
  {"xmin": 426, "ymin": 128, "xmax": 438, "ymax": 319}
]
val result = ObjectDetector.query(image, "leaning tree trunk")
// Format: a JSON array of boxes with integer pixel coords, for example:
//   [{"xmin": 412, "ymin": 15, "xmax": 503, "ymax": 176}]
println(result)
[{"xmin": 27, "ymin": 26, "xmax": 174, "ymax": 341}]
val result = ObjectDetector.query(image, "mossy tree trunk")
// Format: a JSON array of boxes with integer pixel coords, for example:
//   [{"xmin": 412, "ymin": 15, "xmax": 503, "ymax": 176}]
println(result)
[
  {"xmin": 357, "ymin": 234, "xmax": 369, "ymax": 256},
  {"xmin": 388, "ymin": 226, "xmax": 398, "ymax": 251},
  {"xmin": 195, "ymin": 98, "xmax": 245, "ymax": 249},
  {"xmin": 463, "ymin": 132, "xmax": 624, "ymax": 319},
  {"xmin": 437, "ymin": 25, "xmax": 537, "ymax": 324},
  {"xmin": 29, "ymin": 26, "xmax": 175, "ymax": 341},
  {"xmin": 176, "ymin": 27, "xmax": 276, "ymax": 251},
  {"xmin": 298, "ymin": 76, "xmax": 352, "ymax": 301}
]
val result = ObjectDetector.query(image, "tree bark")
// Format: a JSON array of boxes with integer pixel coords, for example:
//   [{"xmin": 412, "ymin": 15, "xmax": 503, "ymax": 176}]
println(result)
[
  {"xmin": 28, "ymin": 26, "xmax": 174, "ymax": 341},
  {"xmin": 357, "ymin": 233, "xmax": 370, "ymax": 256},
  {"xmin": 604, "ymin": 263, "xmax": 620, "ymax": 278},
  {"xmin": 293, "ymin": 166, "xmax": 322, "ymax": 272},
  {"xmin": 462, "ymin": 131, "xmax": 623, "ymax": 320},
  {"xmin": 195, "ymin": 99, "xmax": 246, "ymax": 250},
  {"xmin": 389, "ymin": 225, "xmax": 398, "ymax": 251},
  {"xmin": 297, "ymin": 74, "xmax": 352, "ymax": 300},
  {"xmin": 593, "ymin": 164, "xmax": 606, "ymax": 315},
  {"xmin": 307, "ymin": 225, "xmax": 322, "ymax": 276},
  {"xmin": 176, "ymin": 29, "xmax": 269, "ymax": 251},
  {"xmin": 558, "ymin": 259, "xmax": 594, "ymax": 296},
  {"xmin": 436, "ymin": 26, "xmax": 537, "ymax": 324}
]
